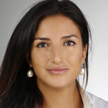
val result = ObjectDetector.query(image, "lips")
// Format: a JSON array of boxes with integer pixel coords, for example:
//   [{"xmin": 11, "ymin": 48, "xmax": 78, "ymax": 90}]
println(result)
[{"xmin": 47, "ymin": 68, "xmax": 69, "ymax": 75}]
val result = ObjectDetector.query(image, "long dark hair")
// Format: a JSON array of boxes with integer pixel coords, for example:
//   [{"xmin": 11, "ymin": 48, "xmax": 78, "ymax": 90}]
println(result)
[{"xmin": 0, "ymin": 0, "xmax": 91, "ymax": 108}]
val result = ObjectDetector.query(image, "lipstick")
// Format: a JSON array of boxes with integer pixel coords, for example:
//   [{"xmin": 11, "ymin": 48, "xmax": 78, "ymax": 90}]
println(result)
[{"xmin": 47, "ymin": 68, "xmax": 68, "ymax": 75}]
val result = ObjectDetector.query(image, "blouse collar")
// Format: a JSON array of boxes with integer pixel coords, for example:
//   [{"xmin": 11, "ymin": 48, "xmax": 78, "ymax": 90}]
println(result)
[{"xmin": 79, "ymin": 85, "xmax": 95, "ymax": 108}]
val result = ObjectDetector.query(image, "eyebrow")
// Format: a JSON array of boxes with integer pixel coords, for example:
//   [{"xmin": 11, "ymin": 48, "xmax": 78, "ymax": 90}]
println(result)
[{"xmin": 34, "ymin": 35, "xmax": 78, "ymax": 41}]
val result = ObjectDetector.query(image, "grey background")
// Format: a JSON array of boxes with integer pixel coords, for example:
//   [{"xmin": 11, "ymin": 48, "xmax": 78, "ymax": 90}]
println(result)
[{"xmin": 0, "ymin": 0, "xmax": 108, "ymax": 101}]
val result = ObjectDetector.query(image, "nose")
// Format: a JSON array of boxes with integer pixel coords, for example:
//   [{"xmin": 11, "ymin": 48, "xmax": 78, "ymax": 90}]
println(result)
[{"xmin": 50, "ymin": 45, "xmax": 63, "ymax": 64}]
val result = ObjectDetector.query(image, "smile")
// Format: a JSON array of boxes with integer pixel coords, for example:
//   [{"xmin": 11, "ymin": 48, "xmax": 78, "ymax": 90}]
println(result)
[{"xmin": 47, "ymin": 68, "xmax": 69, "ymax": 75}]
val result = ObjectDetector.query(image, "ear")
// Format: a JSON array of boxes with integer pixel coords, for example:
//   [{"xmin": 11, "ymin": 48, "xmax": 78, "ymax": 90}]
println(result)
[
  {"xmin": 26, "ymin": 53, "xmax": 33, "ymax": 67},
  {"xmin": 82, "ymin": 44, "xmax": 88, "ymax": 65}
]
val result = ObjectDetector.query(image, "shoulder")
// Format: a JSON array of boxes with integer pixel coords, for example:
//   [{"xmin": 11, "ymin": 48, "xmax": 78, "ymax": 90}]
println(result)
[{"xmin": 86, "ymin": 91, "xmax": 108, "ymax": 108}]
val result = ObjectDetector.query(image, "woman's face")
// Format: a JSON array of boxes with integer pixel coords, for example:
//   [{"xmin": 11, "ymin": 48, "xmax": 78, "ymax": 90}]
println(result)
[{"xmin": 27, "ymin": 15, "xmax": 87, "ymax": 88}]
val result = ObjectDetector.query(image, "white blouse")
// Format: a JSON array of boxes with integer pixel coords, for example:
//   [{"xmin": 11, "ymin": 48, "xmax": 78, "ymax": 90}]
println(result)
[{"xmin": 82, "ymin": 90, "xmax": 108, "ymax": 108}]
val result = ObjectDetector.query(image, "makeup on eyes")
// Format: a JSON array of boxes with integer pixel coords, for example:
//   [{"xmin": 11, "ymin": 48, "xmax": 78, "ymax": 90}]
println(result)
[
  {"xmin": 34, "ymin": 34, "xmax": 78, "ymax": 48},
  {"xmin": 36, "ymin": 40, "xmax": 76, "ymax": 48}
]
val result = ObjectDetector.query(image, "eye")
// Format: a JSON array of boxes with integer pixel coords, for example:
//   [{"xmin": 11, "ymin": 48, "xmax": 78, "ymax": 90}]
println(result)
[
  {"xmin": 64, "ymin": 40, "xmax": 76, "ymax": 46},
  {"xmin": 36, "ymin": 42, "xmax": 48, "ymax": 48}
]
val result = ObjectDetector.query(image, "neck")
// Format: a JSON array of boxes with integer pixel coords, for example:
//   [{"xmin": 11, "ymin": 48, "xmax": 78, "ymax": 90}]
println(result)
[{"xmin": 37, "ymin": 81, "xmax": 83, "ymax": 108}]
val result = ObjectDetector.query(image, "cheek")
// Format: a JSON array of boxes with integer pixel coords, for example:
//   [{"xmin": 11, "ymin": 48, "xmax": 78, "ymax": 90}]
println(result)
[
  {"xmin": 65, "ymin": 47, "xmax": 83, "ymax": 67},
  {"xmin": 66, "ymin": 47, "xmax": 82, "ymax": 79},
  {"xmin": 64, "ymin": 47, "xmax": 83, "ymax": 80},
  {"xmin": 31, "ymin": 49, "xmax": 49, "ymax": 73}
]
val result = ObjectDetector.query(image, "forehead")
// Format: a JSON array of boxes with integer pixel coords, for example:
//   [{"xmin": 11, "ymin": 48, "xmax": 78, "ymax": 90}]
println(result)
[{"xmin": 35, "ymin": 14, "xmax": 81, "ymax": 39}]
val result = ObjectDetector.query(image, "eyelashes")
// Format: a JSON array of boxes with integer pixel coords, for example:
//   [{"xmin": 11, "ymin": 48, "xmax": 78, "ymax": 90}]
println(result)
[
  {"xmin": 64, "ymin": 41, "xmax": 76, "ymax": 46},
  {"xmin": 37, "ymin": 42, "xmax": 48, "ymax": 48},
  {"xmin": 36, "ymin": 40, "xmax": 76, "ymax": 48}
]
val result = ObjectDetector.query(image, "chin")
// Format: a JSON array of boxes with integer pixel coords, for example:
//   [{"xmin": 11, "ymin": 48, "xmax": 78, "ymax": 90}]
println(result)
[{"xmin": 46, "ymin": 79, "xmax": 73, "ymax": 89}]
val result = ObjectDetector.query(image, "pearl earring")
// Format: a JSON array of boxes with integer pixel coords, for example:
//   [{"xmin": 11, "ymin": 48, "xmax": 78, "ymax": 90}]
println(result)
[
  {"xmin": 27, "ymin": 68, "xmax": 34, "ymax": 78},
  {"xmin": 80, "ymin": 65, "xmax": 85, "ymax": 75}
]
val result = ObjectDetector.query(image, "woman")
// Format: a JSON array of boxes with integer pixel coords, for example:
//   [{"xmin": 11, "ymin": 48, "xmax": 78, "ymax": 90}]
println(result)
[{"xmin": 0, "ymin": 0, "xmax": 108, "ymax": 108}]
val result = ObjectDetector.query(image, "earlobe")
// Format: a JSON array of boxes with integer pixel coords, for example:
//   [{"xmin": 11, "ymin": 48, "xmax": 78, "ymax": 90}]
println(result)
[{"xmin": 26, "ymin": 53, "xmax": 33, "ymax": 67}]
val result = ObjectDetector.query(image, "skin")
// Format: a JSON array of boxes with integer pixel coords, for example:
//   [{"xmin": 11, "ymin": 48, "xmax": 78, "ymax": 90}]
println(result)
[{"xmin": 26, "ymin": 14, "xmax": 87, "ymax": 108}]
